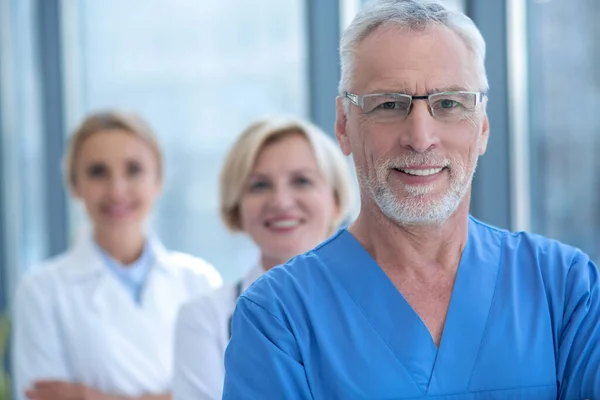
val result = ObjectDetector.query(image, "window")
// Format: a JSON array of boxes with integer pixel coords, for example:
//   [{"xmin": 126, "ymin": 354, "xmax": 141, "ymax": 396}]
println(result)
[
  {"xmin": 0, "ymin": 0, "xmax": 48, "ymax": 294},
  {"xmin": 62, "ymin": 0, "xmax": 308, "ymax": 281},
  {"xmin": 440, "ymin": 0, "xmax": 466, "ymax": 12},
  {"xmin": 527, "ymin": 0, "xmax": 600, "ymax": 261}
]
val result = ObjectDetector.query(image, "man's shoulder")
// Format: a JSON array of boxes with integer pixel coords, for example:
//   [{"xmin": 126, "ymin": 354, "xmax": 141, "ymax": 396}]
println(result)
[
  {"xmin": 162, "ymin": 251, "xmax": 223, "ymax": 290},
  {"xmin": 240, "ymin": 230, "xmax": 348, "ymax": 311},
  {"xmin": 472, "ymin": 215, "xmax": 572, "ymax": 245},
  {"xmin": 267, "ymin": 229, "xmax": 346, "ymax": 277},
  {"xmin": 16, "ymin": 250, "xmax": 77, "ymax": 292},
  {"xmin": 470, "ymin": 216, "xmax": 587, "ymax": 269}
]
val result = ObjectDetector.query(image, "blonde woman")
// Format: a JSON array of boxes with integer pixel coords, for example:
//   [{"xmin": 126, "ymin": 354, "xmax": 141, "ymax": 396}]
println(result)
[
  {"xmin": 172, "ymin": 117, "xmax": 355, "ymax": 400},
  {"xmin": 12, "ymin": 111, "xmax": 222, "ymax": 400}
]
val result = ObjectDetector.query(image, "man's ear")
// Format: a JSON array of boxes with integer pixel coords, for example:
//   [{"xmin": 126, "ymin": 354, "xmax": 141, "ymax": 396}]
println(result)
[
  {"xmin": 478, "ymin": 113, "xmax": 490, "ymax": 156},
  {"xmin": 335, "ymin": 97, "xmax": 352, "ymax": 156}
]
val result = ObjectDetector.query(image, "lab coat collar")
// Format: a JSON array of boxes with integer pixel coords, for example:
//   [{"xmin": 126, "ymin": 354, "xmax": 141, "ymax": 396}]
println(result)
[
  {"xmin": 147, "ymin": 234, "xmax": 172, "ymax": 274},
  {"xmin": 242, "ymin": 264, "xmax": 265, "ymax": 292},
  {"xmin": 63, "ymin": 233, "xmax": 173, "ymax": 282}
]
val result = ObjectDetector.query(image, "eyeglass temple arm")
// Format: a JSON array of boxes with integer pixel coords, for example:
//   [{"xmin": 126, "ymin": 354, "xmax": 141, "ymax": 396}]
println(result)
[{"xmin": 345, "ymin": 92, "xmax": 359, "ymax": 105}]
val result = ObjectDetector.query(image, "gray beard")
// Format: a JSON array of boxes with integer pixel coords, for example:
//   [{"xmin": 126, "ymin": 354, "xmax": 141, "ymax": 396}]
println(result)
[{"xmin": 359, "ymin": 156, "xmax": 478, "ymax": 227}]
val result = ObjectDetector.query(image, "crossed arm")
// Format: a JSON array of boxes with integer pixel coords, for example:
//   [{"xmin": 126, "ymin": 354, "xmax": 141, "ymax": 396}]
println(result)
[{"xmin": 24, "ymin": 382, "xmax": 169, "ymax": 400}]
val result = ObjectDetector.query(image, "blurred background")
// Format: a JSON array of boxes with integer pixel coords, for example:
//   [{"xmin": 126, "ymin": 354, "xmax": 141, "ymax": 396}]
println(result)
[{"xmin": 0, "ymin": 0, "xmax": 599, "ymax": 396}]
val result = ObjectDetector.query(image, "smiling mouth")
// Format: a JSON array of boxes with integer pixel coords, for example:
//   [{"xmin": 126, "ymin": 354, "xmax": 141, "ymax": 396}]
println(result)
[
  {"xmin": 102, "ymin": 204, "xmax": 135, "ymax": 217},
  {"xmin": 394, "ymin": 167, "xmax": 446, "ymax": 176},
  {"xmin": 267, "ymin": 220, "xmax": 302, "ymax": 229}
]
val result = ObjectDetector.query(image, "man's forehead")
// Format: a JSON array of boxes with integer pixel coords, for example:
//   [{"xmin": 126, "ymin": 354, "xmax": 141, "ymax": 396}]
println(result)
[
  {"xmin": 359, "ymin": 80, "xmax": 473, "ymax": 95},
  {"xmin": 351, "ymin": 26, "xmax": 480, "ymax": 93},
  {"xmin": 353, "ymin": 68, "xmax": 479, "ymax": 96}
]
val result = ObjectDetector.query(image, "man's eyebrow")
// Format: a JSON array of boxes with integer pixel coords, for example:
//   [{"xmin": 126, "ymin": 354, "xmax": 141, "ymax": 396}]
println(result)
[
  {"xmin": 427, "ymin": 85, "xmax": 471, "ymax": 94},
  {"xmin": 366, "ymin": 87, "xmax": 412, "ymax": 94},
  {"xmin": 366, "ymin": 85, "xmax": 472, "ymax": 95}
]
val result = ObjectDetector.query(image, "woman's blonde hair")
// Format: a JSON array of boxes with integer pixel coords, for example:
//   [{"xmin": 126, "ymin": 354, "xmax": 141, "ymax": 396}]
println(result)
[
  {"xmin": 220, "ymin": 116, "xmax": 354, "ymax": 232},
  {"xmin": 63, "ymin": 110, "xmax": 163, "ymax": 188}
]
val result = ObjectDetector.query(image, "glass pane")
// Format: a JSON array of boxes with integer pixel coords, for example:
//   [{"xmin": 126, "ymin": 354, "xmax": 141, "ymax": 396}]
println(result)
[
  {"xmin": 0, "ymin": 0, "xmax": 49, "ymax": 282},
  {"xmin": 1, "ymin": 0, "xmax": 48, "ymax": 391},
  {"xmin": 528, "ymin": 0, "xmax": 600, "ymax": 260},
  {"xmin": 63, "ymin": 0, "xmax": 307, "ymax": 282}
]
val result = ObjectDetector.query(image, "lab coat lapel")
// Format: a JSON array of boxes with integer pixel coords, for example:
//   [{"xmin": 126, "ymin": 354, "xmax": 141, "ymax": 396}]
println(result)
[
  {"xmin": 142, "ymin": 239, "xmax": 186, "ymax": 321},
  {"xmin": 61, "ymin": 235, "xmax": 123, "ymax": 312},
  {"xmin": 58, "ymin": 234, "xmax": 177, "ymax": 392}
]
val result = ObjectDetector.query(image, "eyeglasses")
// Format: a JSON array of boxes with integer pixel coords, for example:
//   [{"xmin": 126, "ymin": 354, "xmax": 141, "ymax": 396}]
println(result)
[{"xmin": 344, "ymin": 91, "xmax": 486, "ymax": 122}]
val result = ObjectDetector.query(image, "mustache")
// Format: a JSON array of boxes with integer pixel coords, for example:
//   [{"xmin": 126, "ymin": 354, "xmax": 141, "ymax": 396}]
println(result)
[{"xmin": 382, "ymin": 152, "xmax": 451, "ymax": 169}]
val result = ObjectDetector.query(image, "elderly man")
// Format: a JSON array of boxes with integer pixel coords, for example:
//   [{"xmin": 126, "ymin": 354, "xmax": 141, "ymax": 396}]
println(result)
[{"xmin": 222, "ymin": 1, "xmax": 600, "ymax": 398}]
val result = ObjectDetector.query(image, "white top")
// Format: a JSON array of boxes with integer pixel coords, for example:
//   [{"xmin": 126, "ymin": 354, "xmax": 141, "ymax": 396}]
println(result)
[
  {"xmin": 11, "ymin": 235, "xmax": 223, "ymax": 400},
  {"xmin": 172, "ymin": 265, "xmax": 264, "ymax": 400}
]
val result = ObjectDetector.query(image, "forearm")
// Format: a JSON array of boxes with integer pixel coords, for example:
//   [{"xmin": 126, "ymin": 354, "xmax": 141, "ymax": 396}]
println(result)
[
  {"xmin": 98, "ymin": 392, "xmax": 170, "ymax": 400},
  {"xmin": 138, "ymin": 395, "xmax": 170, "ymax": 400}
]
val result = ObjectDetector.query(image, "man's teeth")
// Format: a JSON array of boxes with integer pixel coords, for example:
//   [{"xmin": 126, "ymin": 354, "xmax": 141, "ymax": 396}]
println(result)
[
  {"xmin": 398, "ymin": 167, "xmax": 443, "ymax": 176},
  {"xmin": 270, "ymin": 220, "xmax": 300, "ymax": 228}
]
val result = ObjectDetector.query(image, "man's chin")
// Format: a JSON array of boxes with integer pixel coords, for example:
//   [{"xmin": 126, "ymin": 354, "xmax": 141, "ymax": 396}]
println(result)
[{"xmin": 376, "ymin": 195, "xmax": 459, "ymax": 225}]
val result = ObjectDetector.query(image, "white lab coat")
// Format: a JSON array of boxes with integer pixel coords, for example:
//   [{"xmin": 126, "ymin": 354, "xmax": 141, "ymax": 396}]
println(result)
[
  {"xmin": 172, "ymin": 265, "xmax": 263, "ymax": 400},
  {"xmin": 12, "ymin": 234, "xmax": 222, "ymax": 400}
]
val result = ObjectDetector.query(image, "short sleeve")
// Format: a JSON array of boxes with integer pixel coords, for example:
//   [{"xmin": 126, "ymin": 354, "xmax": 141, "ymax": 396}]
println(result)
[
  {"xmin": 222, "ymin": 296, "xmax": 313, "ymax": 399},
  {"xmin": 556, "ymin": 252, "xmax": 600, "ymax": 399}
]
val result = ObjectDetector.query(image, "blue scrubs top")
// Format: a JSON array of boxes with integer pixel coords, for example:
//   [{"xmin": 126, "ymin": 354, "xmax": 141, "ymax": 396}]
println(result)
[
  {"xmin": 223, "ymin": 217, "xmax": 600, "ymax": 399},
  {"xmin": 95, "ymin": 240, "xmax": 155, "ymax": 304}
]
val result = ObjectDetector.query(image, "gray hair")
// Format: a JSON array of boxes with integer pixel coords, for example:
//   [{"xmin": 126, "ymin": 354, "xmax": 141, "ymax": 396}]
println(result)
[{"xmin": 339, "ymin": 0, "xmax": 488, "ymax": 101}]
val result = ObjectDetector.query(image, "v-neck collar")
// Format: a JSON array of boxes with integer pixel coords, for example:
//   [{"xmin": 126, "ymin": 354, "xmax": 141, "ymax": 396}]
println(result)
[{"xmin": 320, "ymin": 217, "xmax": 503, "ymax": 394}]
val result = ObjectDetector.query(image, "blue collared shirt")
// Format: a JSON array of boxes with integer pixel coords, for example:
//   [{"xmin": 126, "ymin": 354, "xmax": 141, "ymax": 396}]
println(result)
[{"xmin": 95, "ymin": 240, "xmax": 155, "ymax": 304}]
